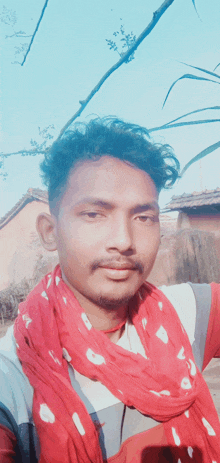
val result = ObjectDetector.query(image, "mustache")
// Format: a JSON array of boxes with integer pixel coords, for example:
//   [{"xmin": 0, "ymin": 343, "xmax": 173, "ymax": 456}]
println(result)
[{"xmin": 91, "ymin": 258, "xmax": 144, "ymax": 274}]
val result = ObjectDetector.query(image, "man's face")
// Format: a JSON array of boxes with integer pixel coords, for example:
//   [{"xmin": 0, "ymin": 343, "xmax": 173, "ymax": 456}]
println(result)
[{"xmin": 53, "ymin": 156, "xmax": 160, "ymax": 310}]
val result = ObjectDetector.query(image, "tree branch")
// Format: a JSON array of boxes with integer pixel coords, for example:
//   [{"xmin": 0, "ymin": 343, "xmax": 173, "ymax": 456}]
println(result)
[
  {"xmin": 0, "ymin": 148, "xmax": 48, "ymax": 158},
  {"xmin": 57, "ymin": 0, "xmax": 176, "ymax": 139},
  {"xmin": 20, "ymin": 0, "xmax": 49, "ymax": 66}
]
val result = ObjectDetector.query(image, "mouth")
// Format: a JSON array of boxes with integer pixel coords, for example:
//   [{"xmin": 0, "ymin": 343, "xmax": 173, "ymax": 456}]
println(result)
[
  {"xmin": 99, "ymin": 265, "xmax": 137, "ymax": 280},
  {"xmin": 100, "ymin": 262, "xmax": 136, "ymax": 270}
]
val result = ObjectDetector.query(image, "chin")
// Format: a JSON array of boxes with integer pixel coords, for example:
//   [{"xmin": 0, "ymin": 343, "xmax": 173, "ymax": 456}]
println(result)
[{"xmin": 93, "ymin": 286, "xmax": 138, "ymax": 311}]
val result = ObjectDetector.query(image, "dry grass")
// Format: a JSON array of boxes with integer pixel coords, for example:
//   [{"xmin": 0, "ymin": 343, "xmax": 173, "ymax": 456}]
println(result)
[{"xmin": 0, "ymin": 279, "xmax": 34, "ymax": 323}]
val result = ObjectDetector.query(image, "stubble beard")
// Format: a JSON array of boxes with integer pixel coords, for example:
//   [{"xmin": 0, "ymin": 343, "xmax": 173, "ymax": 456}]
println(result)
[{"xmin": 96, "ymin": 293, "xmax": 134, "ymax": 311}]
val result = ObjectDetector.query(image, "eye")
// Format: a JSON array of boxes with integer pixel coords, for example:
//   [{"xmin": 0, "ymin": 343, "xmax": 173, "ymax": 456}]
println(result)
[
  {"xmin": 81, "ymin": 212, "xmax": 103, "ymax": 219},
  {"xmin": 86, "ymin": 212, "xmax": 99, "ymax": 218},
  {"xmin": 136, "ymin": 215, "xmax": 155, "ymax": 224}
]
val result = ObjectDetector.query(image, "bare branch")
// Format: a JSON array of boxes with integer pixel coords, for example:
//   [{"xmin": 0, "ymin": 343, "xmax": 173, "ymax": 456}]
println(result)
[
  {"xmin": 57, "ymin": 0, "xmax": 176, "ymax": 139},
  {"xmin": 21, "ymin": 0, "xmax": 49, "ymax": 66},
  {"xmin": 0, "ymin": 126, "xmax": 55, "ymax": 160},
  {"xmin": 0, "ymin": 148, "xmax": 48, "ymax": 158},
  {"xmin": 6, "ymin": 32, "xmax": 32, "ymax": 38}
]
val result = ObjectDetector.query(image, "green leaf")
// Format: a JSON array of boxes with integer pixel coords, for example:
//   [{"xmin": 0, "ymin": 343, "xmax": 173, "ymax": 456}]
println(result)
[
  {"xmin": 178, "ymin": 62, "xmax": 220, "ymax": 80},
  {"xmin": 191, "ymin": 0, "xmax": 201, "ymax": 19},
  {"xmin": 181, "ymin": 141, "xmax": 220, "ymax": 176},
  {"xmin": 163, "ymin": 74, "xmax": 220, "ymax": 107},
  {"xmin": 151, "ymin": 106, "xmax": 220, "ymax": 130},
  {"xmin": 149, "ymin": 118, "xmax": 220, "ymax": 133},
  {"xmin": 214, "ymin": 63, "xmax": 220, "ymax": 72}
]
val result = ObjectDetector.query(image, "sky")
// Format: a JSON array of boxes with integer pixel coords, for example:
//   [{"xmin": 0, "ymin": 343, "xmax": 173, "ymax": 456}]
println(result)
[{"xmin": 1, "ymin": 0, "xmax": 220, "ymax": 217}]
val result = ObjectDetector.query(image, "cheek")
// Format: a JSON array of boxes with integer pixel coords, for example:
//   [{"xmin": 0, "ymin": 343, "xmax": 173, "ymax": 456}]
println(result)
[
  {"xmin": 57, "ymin": 227, "xmax": 96, "ymax": 270},
  {"xmin": 139, "ymin": 226, "xmax": 160, "ymax": 250}
]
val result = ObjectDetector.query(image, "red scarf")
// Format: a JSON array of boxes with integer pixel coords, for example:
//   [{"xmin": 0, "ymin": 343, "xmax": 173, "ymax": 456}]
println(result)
[{"xmin": 14, "ymin": 265, "xmax": 220, "ymax": 462}]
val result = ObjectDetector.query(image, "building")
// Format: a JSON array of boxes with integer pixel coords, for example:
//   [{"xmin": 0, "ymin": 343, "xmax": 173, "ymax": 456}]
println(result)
[
  {"xmin": 165, "ymin": 188, "xmax": 220, "ymax": 234},
  {"xmin": 0, "ymin": 188, "xmax": 58, "ymax": 290}
]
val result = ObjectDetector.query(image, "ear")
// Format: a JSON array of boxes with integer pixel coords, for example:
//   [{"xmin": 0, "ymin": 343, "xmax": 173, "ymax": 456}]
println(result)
[{"xmin": 36, "ymin": 213, "xmax": 57, "ymax": 251}]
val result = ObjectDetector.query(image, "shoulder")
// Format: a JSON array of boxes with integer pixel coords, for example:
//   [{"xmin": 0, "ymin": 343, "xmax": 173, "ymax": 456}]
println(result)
[
  {"xmin": 159, "ymin": 283, "xmax": 212, "ymax": 370},
  {"xmin": 0, "ymin": 324, "xmax": 34, "ymax": 424},
  {"xmin": 159, "ymin": 283, "xmax": 198, "ymax": 343}
]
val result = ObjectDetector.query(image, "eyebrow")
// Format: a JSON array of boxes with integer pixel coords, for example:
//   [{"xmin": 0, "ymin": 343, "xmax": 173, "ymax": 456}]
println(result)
[{"xmin": 74, "ymin": 197, "xmax": 159, "ymax": 213}]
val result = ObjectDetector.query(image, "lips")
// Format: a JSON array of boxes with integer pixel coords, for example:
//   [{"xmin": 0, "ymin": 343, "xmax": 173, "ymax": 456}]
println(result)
[
  {"xmin": 99, "ymin": 264, "xmax": 136, "ymax": 281},
  {"xmin": 100, "ymin": 263, "xmax": 136, "ymax": 270}
]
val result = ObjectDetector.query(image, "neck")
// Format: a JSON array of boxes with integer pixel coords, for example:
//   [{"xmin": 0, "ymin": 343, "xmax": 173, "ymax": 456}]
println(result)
[
  {"xmin": 103, "ymin": 324, "xmax": 126, "ymax": 343},
  {"xmin": 79, "ymin": 300, "xmax": 127, "ymax": 343},
  {"xmin": 62, "ymin": 274, "xmax": 128, "ymax": 342}
]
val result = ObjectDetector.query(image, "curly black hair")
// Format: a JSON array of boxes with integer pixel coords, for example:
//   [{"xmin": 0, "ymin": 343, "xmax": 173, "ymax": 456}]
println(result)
[{"xmin": 40, "ymin": 117, "xmax": 180, "ymax": 212}]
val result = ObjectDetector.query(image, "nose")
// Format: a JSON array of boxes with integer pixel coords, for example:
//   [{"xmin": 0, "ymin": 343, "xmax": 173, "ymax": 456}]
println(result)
[{"xmin": 107, "ymin": 213, "xmax": 134, "ymax": 254}]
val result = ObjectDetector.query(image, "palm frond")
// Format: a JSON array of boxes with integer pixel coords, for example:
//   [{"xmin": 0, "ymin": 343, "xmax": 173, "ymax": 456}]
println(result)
[
  {"xmin": 149, "ymin": 118, "xmax": 220, "ymax": 133},
  {"xmin": 191, "ymin": 0, "xmax": 201, "ymax": 19},
  {"xmin": 214, "ymin": 63, "xmax": 220, "ymax": 72},
  {"xmin": 163, "ymin": 75, "xmax": 220, "ymax": 107},
  {"xmin": 151, "ymin": 106, "xmax": 220, "ymax": 130},
  {"xmin": 178, "ymin": 62, "xmax": 220, "ymax": 80},
  {"xmin": 181, "ymin": 141, "xmax": 220, "ymax": 176}
]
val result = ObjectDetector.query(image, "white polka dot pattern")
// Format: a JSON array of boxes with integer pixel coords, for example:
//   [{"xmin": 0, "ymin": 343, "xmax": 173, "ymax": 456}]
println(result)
[
  {"xmin": 155, "ymin": 325, "xmax": 168, "ymax": 344},
  {"xmin": 62, "ymin": 347, "xmax": 72, "ymax": 362},
  {"xmin": 188, "ymin": 358, "xmax": 196, "ymax": 376},
  {"xmin": 40, "ymin": 404, "xmax": 55, "ymax": 423},
  {"xmin": 181, "ymin": 377, "xmax": 192, "ymax": 389},
  {"xmin": 138, "ymin": 290, "xmax": 143, "ymax": 300},
  {"xmin": 172, "ymin": 427, "xmax": 181, "ymax": 446},
  {"xmin": 159, "ymin": 390, "xmax": 170, "ymax": 396},
  {"xmin": 22, "ymin": 314, "xmax": 32, "ymax": 328},
  {"xmin": 41, "ymin": 291, "xmax": 49, "ymax": 301},
  {"xmin": 202, "ymin": 417, "xmax": 216, "ymax": 436},
  {"xmin": 177, "ymin": 347, "xmax": 185, "ymax": 359},
  {"xmin": 81, "ymin": 313, "xmax": 92, "ymax": 330},
  {"xmin": 49, "ymin": 350, "xmax": 61, "ymax": 365},
  {"xmin": 150, "ymin": 390, "xmax": 170, "ymax": 397},
  {"xmin": 15, "ymin": 267, "xmax": 220, "ymax": 461},
  {"xmin": 86, "ymin": 348, "xmax": 105, "ymax": 365},
  {"xmin": 72, "ymin": 413, "xmax": 85, "ymax": 435}
]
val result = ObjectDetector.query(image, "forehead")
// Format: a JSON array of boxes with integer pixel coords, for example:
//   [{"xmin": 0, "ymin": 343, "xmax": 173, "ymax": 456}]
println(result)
[{"xmin": 61, "ymin": 156, "xmax": 158, "ymax": 209}]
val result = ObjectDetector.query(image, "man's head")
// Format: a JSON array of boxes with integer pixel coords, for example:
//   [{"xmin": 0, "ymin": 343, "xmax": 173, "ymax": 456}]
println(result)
[
  {"xmin": 40, "ymin": 118, "xmax": 179, "ymax": 213},
  {"xmin": 37, "ymin": 118, "xmax": 179, "ymax": 313}
]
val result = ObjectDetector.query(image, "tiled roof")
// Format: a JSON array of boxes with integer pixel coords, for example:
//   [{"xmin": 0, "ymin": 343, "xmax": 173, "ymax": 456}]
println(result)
[
  {"xmin": 165, "ymin": 188, "xmax": 220, "ymax": 211},
  {"xmin": 0, "ymin": 188, "xmax": 48, "ymax": 230}
]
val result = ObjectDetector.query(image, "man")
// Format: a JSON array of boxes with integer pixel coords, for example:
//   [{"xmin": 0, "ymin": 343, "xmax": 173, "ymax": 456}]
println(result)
[{"xmin": 0, "ymin": 117, "xmax": 220, "ymax": 462}]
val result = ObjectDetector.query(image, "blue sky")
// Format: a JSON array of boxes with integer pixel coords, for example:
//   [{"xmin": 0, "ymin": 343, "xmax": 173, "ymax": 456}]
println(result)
[{"xmin": 1, "ymin": 0, "xmax": 220, "ymax": 217}]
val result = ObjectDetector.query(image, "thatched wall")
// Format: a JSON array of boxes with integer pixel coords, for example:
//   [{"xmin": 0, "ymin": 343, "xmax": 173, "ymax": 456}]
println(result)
[
  {"xmin": 174, "ymin": 229, "xmax": 220, "ymax": 284},
  {"xmin": 148, "ymin": 229, "xmax": 220, "ymax": 286}
]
